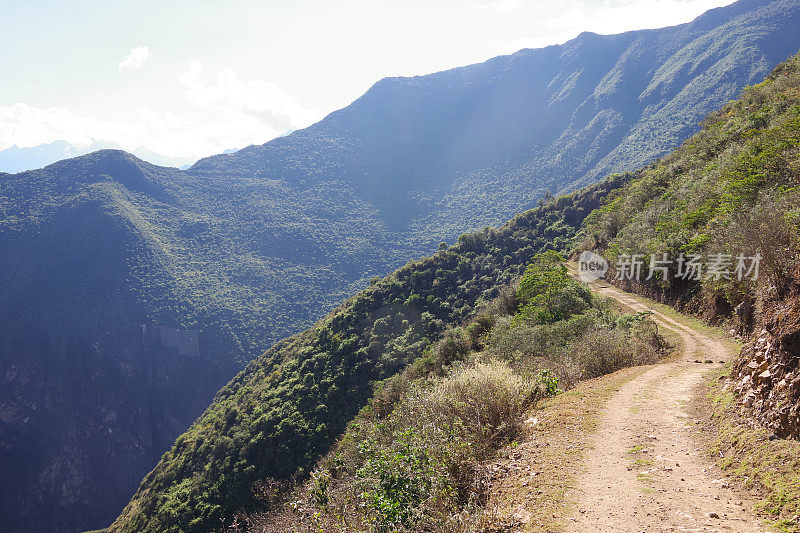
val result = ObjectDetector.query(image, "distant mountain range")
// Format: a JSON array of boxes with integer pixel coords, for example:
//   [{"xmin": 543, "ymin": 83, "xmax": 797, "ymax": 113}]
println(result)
[
  {"xmin": 1, "ymin": 0, "xmax": 799, "ymax": 530},
  {"xmin": 0, "ymin": 140, "xmax": 198, "ymax": 173}
]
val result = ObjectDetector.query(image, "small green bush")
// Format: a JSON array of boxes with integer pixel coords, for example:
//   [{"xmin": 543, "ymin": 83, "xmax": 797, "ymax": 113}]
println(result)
[{"xmin": 515, "ymin": 251, "xmax": 592, "ymax": 324}]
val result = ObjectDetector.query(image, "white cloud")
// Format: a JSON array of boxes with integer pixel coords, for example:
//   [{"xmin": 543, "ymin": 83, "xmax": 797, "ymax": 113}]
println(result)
[
  {"xmin": 477, "ymin": 0, "xmax": 526, "ymax": 14},
  {"xmin": 0, "ymin": 103, "xmax": 98, "ymax": 149},
  {"xmin": 0, "ymin": 63, "xmax": 321, "ymax": 161},
  {"xmin": 179, "ymin": 60, "xmax": 320, "ymax": 131},
  {"xmin": 118, "ymin": 46, "xmax": 152, "ymax": 71}
]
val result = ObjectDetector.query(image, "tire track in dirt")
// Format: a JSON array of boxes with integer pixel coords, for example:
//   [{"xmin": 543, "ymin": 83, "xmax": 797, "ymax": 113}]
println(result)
[{"xmin": 567, "ymin": 282, "xmax": 765, "ymax": 533}]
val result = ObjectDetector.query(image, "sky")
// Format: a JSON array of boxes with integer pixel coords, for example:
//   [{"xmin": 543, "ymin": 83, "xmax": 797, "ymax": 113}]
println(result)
[{"xmin": 0, "ymin": 0, "xmax": 737, "ymax": 164}]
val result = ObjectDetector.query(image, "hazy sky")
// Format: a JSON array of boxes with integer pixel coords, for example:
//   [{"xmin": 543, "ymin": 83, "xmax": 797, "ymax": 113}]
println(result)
[{"xmin": 0, "ymin": 0, "xmax": 736, "ymax": 162}]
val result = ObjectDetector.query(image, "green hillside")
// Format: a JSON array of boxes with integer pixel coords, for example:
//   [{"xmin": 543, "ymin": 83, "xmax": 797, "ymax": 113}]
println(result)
[
  {"xmin": 109, "ymin": 178, "xmax": 625, "ymax": 532},
  {"xmin": 247, "ymin": 252, "xmax": 666, "ymax": 532},
  {"xmin": 577, "ymin": 52, "xmax": 800, "ymax": 524},
  {"xmin": 3, "ymin": 1, "xmax": 800, "ymax": 530},
  {"xmin": 578, "ymin": 53, "xmax": 800, "ymax": 316}
]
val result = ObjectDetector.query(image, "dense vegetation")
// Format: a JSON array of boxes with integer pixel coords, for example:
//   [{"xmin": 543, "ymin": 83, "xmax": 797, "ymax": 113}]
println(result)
[
  {"xmin": 111, "ymin": 46, "xmax": 800, "ymax": 533},
  {"xmin": 577, "ymin": 53, "xmax": 800, "ymax": 318},
  {"xmin": 109, "ymin": 179, "xmax": 625, "ymax": 532},
  {"xmin": 249, "ymin": 252, "xmax": 666, "ymax": 532}
]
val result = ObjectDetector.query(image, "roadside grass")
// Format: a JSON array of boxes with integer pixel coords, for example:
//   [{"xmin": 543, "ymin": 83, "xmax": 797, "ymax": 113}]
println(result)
[
  {"xmin": 592, "ymin": 279, "xmax": 743, "ymax": 355},
  {"xmin": 567, "ymin": 264, "xmax": 688, "ymax": 359},
  {"xmin": 566, "ymin": 262, "xmax": 734, "ymax": 345},
  {"xmin": 636, "ymin": 473, "xmax": 655, "ymax": 484}
]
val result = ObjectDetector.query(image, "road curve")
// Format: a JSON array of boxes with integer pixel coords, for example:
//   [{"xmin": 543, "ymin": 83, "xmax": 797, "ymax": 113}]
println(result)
[{"xmin": 567, "ymin": 281, "xmax": 764, "ymax": 533}]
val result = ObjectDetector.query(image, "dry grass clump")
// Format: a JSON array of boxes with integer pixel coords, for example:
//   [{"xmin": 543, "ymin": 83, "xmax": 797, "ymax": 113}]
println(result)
[
  {"xmin": 418, "ymin": 361, "xmax": 535, "ymax": 459},
  {"xmin": 571, "ymin": 321, "xmax": 663, "ymax": 379}
]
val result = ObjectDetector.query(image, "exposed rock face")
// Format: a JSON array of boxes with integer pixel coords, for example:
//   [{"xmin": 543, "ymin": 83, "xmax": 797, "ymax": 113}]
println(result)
[{"xmin": 732, "ymin": 272, "xmax": 800, "ymax": 439}]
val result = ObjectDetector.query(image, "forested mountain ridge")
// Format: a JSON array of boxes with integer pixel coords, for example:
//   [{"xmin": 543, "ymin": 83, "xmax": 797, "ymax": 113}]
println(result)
[
  {"xmin": 0, "ymin": 151, "xmax": 237, "ymax": 533},
  {"xmin": 192, "ymin": 0, "xmax": 800, "ymax": 238},
  {"xmin": 2, "ymin": 0, "xmax": 800, "ymax": 530}
]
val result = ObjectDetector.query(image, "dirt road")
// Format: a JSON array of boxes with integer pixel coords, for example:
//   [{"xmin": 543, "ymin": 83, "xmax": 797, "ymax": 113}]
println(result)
[{"xmin": 567, "ymin": 282, "xmax": 765, "ymax": 533}]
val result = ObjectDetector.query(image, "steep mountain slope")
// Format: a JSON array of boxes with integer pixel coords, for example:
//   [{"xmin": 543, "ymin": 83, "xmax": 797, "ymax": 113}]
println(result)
[
  {"xmin": 112, "ymin": 50, "xmax": 800, "ymax": 533},
  {"xmin": 0, "ymin": 152, "xmax": 232, "ymax": 532},
  {"xmin": 2, "ymin": 0, "xmax": 800, "ymax": 530},
  {"xmin": 109, "ymin": 177, "xmax": 626, "ymax": 532},
  {"xmin": 193, "ymin": 0, "xmax": 800, "ymax": 241},
  {"xmin": 0, "ymin": 148, "xmax": 408, "ymax": 531}
]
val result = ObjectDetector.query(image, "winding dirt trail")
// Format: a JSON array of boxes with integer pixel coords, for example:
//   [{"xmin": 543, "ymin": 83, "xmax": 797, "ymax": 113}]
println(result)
[{"xmin": 567, "ymin": 282, "xmax": 765, "ymax": 533}]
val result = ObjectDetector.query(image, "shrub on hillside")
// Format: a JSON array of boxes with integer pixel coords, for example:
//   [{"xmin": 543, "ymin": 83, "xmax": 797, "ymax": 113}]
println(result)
[
  {"xmin": 515, "ymin": 251, "xmax": 592, "ymax": 324},
  {"xmin": 246, "ymin": 253, "xmax": 668, "ymax": 532},
  {"xmin": 421, "ymin": 361, "xmax": 534, "ymax": 459}
]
